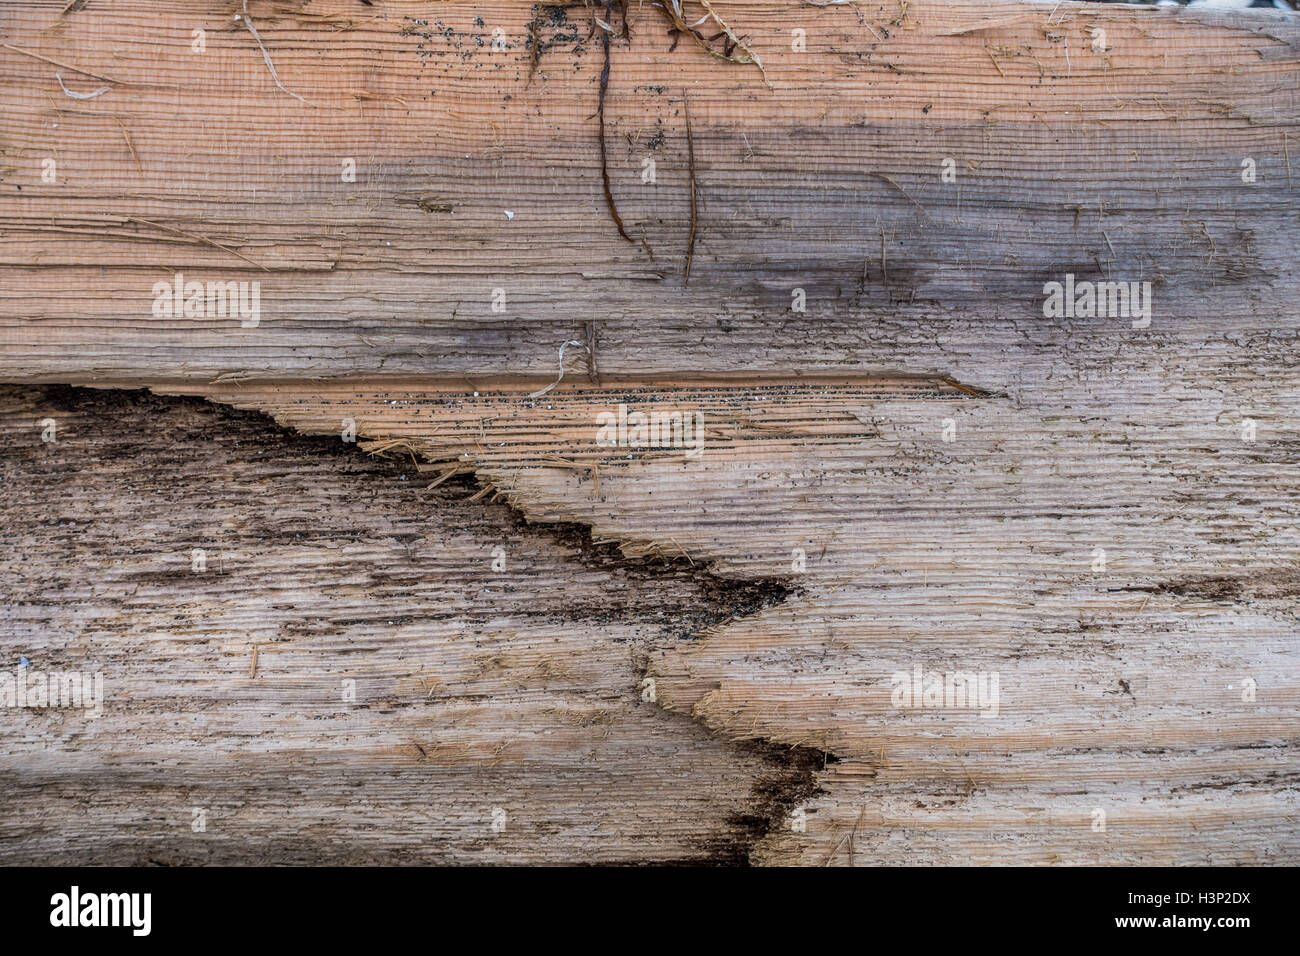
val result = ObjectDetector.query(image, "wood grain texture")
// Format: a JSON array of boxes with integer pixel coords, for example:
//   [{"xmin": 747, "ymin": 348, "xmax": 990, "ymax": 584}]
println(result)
[
  {"xmin": 0, "ymin": 0, "xmax": 1297, "ymax": 386},
  {"xmin": 0, "ymin": 385, "xmax": 821, "ymax": 864},
  {"xmin": 160, "ymin": 377, "xmax": 1299, "ymax": 864},
  {"xmin": 0, "ymin": 0, "xmax": 1297, "ymax": 865}
]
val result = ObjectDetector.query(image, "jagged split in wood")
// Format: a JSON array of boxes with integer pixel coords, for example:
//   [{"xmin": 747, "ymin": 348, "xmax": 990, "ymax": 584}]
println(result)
[{"xmin": 0, "ymin": 383, "xmax": 832, "ymax": 864}]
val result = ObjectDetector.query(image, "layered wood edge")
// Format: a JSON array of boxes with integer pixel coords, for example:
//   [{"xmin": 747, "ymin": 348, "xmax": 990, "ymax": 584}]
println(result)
[
  {"xmin": 145, "ymin": 375, "xmax": 1297, "ymax": 865},
  {"xmin": 1, "ymin": 383, "xmax": 833, "ymax": 865}
]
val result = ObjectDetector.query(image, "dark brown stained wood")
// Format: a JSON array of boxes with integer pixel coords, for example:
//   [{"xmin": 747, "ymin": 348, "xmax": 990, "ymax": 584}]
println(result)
[{"xmin": 0, "ymin": 385, "xmax": 821, "ymax": 865}]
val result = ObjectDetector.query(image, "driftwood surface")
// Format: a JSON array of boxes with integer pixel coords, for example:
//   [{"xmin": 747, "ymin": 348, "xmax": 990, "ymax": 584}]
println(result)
[{"xmin": 0, "ymin": 0, "xmax": 1298, "ymax": 864}]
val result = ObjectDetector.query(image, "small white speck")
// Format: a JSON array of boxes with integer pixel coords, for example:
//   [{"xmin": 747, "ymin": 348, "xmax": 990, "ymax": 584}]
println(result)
[{"xmin": 504, "ymin": 210, "xmax": 514, "ymax": 220}]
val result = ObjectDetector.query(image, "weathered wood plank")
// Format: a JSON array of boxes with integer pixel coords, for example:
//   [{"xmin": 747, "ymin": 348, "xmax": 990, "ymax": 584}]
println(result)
[
  {"xmin": 153, "ymin": 377, "xmax": 1299, "ymax": 864},
  {"xmin": 1, "ymin": 0, "xmax": 1297, "ymax": 385},
  {"xmin": 0, "ymin": 385, "xmax": 821, "ymax": 864},
  {"xmin": 1, "ymin": 0, "xmax": 1297, "ymax": 866}
]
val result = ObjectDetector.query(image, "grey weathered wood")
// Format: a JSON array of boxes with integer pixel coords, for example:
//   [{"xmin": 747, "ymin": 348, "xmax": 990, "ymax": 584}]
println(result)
[
  {"xmin": 0, "ymin": 385, "xmax": 818, "ymax": 864},
  {"xmin": 0, "ymin": 0, "xmax": 1297, "ymax": 865}
]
